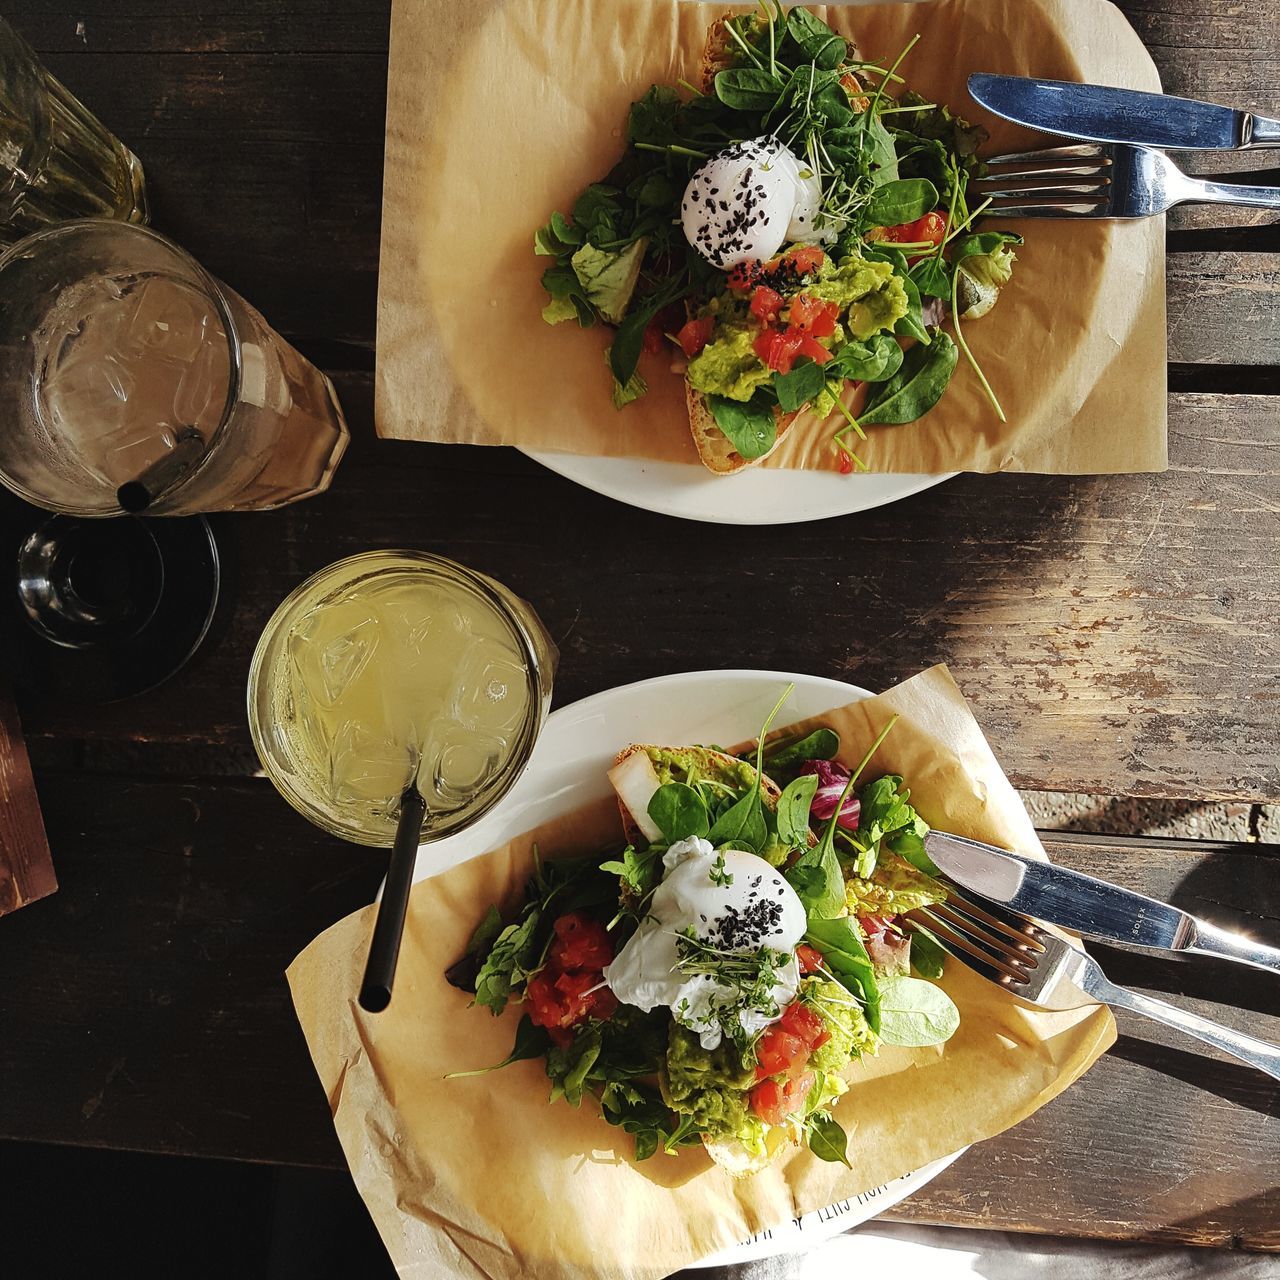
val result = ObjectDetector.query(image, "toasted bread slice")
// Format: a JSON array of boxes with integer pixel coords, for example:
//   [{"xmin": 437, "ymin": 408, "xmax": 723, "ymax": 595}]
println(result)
[
  {"xmin": 687, "ymin": 384, "xmax": 801, "ymax": 475},
  {"xmin": 608, "ymin": 744, "xmax": 816, "ymax": 849},
  {"xmin": 686, "ymin": 15, "xmax": 863, "ymax": 475}
]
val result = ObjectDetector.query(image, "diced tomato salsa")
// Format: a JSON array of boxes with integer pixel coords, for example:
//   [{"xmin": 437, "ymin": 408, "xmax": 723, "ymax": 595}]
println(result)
[{"xmin": 526, "ymin": 911, "xmax": 618, "ymax": 1045}]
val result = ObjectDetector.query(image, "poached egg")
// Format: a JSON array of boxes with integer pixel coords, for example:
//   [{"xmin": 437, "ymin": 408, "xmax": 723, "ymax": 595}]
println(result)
[
  {"xmin": 680, "ymin": 138, "xmax": 830, "ymax": 270},
  {"xmin": 603, "ymin": 836, "xmax": 807, "ymax": 1049}
]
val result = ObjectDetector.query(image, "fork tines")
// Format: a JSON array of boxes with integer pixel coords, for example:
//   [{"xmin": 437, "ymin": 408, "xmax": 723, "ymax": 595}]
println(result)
[
  {"xmin": 909, "ymin": 889, "xmax": 1044, "ymax": 988},
  {"xmin": 973, "ymin": 142, "xmax": 1113, "ymax": 218}
]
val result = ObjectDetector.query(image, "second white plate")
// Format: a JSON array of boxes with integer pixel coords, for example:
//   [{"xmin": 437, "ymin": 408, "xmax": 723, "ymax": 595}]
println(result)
[
  {"xmin": 409, "ymin": 669, "xmax": 967, "ymax": 1263},
  {"xmin": 524, "ymin": 450, "xmax": 951, "ymax": 525}
]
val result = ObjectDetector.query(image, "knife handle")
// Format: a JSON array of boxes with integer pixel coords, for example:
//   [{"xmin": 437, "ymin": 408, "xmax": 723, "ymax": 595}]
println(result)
[
  {"xmin": 1083, "ymin": 970, "xmax": 1280, "ymax": 1084},
  {"xmin": 1188, "ymin": 920, "xmax": 1280, "ymax": 976},
  {"xmin": 1246, "ymin": 113, "xmax": 1280, "ymax": 147}
]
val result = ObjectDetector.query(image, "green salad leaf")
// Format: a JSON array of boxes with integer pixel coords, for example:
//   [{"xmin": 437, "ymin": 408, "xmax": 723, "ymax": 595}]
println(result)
[
  {"xmin": 806, "ymin": 1112, "xmax": 853, "ymax": 1167},
  {"xmin": 445, "ymin": 1014, "xmax": 551, "ymax": 1079},
  {"xmin": 707, "ymin": 392, "xmax": 778, "ymax": 460},
  {"xmin": 858, "ymin": 330, "xmax": 957, "ymax": 427},
  {"xmin": 648, "ymin": 782, "xmax": 711, "ymax": 843},
  {"xmin": 803, "ymin": 917, "xmax": 881, "ymax": 1033},
  {"xmin": 875, "ymin": 974, "xmax": 960, "ymax": 1046}
]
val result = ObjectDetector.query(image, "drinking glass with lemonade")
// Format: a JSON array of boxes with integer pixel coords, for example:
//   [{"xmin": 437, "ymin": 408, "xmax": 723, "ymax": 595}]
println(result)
[{"xmin": 249, "ymin": 551, "xmax": 557, "ymax": 847}]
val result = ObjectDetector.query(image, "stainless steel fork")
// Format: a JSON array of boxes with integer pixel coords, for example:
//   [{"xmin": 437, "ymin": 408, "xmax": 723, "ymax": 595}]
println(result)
[
  {"xmin": 973, "ymin": 141, "xmax": 1280, "ymax": 218},
  {"xmin": 909, "ymin": 890, "xmax": 1280, "ymax": 1082}
]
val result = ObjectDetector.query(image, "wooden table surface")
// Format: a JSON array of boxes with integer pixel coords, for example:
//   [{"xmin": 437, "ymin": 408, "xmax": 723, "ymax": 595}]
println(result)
[{"xmin": 1, "ymin": 0, "xmax": 1277, "ymax": 1263}]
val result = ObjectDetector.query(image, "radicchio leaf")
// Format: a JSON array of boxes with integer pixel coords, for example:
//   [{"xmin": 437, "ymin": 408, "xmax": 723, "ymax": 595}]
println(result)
[{"xmin": 800, "ymin": 759, "xmax": 861, "ymax": 831}]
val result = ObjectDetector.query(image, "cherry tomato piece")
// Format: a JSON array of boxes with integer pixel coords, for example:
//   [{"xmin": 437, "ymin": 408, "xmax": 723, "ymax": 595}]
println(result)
[
  {"xmin": 675, "ymin": 315, "xmax": 715, "ymax": 358},
  {"xmin": 778, "ymin": 1001, "xmax": 827, "ymax": 1049},
  {"xmin": 750, "ymin": 285, "xmax": 785, "ymax": 325},
  {"xmin": 749, "ymin": 1070, "xmax": 817, "ymax": 1125},
  {"xmin": 788, "ymin": 294, "xmax": 839, "ymax": 337},
  {"xmin": 549, "ymin": 912, "xmax": 614, "ymax": 971},
  {"xmin": 796, "ymin": 943, "xmax": 824, "ymax": 975}
]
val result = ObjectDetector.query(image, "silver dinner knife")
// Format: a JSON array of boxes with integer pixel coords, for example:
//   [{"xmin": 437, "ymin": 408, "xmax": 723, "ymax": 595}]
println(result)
[
  {"xmin": 968, "ymin": 73, "xmax": 1280, "ymax": 151},
  {"xmin": 924, "ymin": 830, "xmax": 1280, "ymax": 975}
]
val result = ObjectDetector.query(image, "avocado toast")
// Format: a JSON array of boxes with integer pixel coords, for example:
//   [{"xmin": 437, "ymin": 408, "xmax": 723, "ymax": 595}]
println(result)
[
  {"xmin": 535, "ymin": 4, "xmax": 1021, "ymax": 476},
  {"xmin": 449, "ymin": 697, "xmax": 955, "ymax": 1177}
]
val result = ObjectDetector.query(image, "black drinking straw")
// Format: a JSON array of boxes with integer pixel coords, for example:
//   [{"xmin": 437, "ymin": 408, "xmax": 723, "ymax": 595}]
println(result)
[
  {"xmin": 116, "ymin": 427, "xmax": 207, "ymax": 513},
  {"xmin": 359, "ymin": 785, "xmax": 428, "ymax": 1013}
]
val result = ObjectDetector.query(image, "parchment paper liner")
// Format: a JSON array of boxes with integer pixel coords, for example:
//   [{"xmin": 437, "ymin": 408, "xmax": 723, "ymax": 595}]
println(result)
[
  {"xmin": 288, "ymin": 666, "xmax": 1116, "ymax": 1278},
  {"xmin": 375, "ymin": 0, "xmax": 1167, "ymax": 476}
]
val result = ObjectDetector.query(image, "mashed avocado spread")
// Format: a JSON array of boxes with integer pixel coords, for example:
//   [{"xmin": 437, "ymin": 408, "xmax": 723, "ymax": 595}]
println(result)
[
  {"xmin": 686, "ymin": 252, "xmax": 909, "ymax": 401},
  {"xmin": 804, "ymin": 976, "xmax": 878, "ymax": 1069},
  {"xmin": 663, "ymin": 1024, "xmax": 757, "ymax": 1139},
  {"xmin": 645, "ymin": 746, "xmax": 762, "ymax": 795}
]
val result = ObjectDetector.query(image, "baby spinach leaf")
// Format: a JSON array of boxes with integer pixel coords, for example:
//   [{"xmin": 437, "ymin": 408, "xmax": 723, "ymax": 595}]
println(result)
[
  {"xmin": 773, "ymin": 359, "xmax": 828, "ymax": 414},
  {"xmin": 909, "ymin": 254, "xmax": 951, "ymax": 300},
  {"xmin": 466, "ymin": 904, "xmax": 503, "ymax": 958},
  {"xmin": 444, "ymin": 1014, "xmax": 550, "ymax": 1078},
  {"xmin": 864, "ymin": 178, "xmax": 939, "ymax": 228},
  {"xmin": 763, "ymin": 728, "xmax": 840, "ymax": 769},
  {"xmin": 807, "ymin": 1113, "xmax": 852, "ymax": 1167},
  {"xmin": 714, "ymin": 67, "xmax": 785, "ymax": 111},
  {"xmin": 786, "ymin": 832, "xmax": 844, "ymax": 920},
  {"xmin": 647, "ymin": 782, "xmax": 710, "ymax": 843},
  {"xmin": 707, "ymin": 785, "xmax": 768, "ymax": 853},
  {"xmin": 786, "ymin": 7, "xmax": 847, "ymax": 70},
  {"xmin": 893, "ymin": 272, "xmax": 929, "ymax": 344},
  {"xmin": 473, "ymin": 911, "xmax": 542, "ymax": 1015},
  {"xmin": 708, "ymin": 392, "xmax": 778, "ymax": 460},
  {"xmin": 858, "ymin": 330, "xmax": 957, "ymax": 426},
  {"xmin": 776, "ymin": 774, "xmax": 819, "ymax": 850},
  {"xmin": 803, "ymin": 918, "xmax": 881, "ymax": 1033},
  {"xmin": 875, "ymin": 975, "xmax": 960, "ymax": 1046},
  {"xmin": 887, "ymin": 825, "xmax": 938, "ymax": 876},
  {"xmin": 828, "ymin": 334, "xmax": 903, "ymax": 384},
  {"xmin": 908, "ymin": 925, "xmax": 947, "ymax": 980}
]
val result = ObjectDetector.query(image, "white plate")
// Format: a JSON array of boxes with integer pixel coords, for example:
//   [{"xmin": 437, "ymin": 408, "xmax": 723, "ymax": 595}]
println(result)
[
  {"xmin": 410, "ymin": 669, "xmax": 965, "ymax": 1265},
  {"xmin": 524, "ymin": 450, "xmax": 952, "ymax": 525}
]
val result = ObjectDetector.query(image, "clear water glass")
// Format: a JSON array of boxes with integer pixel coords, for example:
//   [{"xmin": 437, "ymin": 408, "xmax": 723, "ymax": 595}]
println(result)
[
  {"xmin": 0, "ymin": 220, "xmax": 349, "ymax": 516},
  {"xmin": 1, "ymin": 18, "xmax": 148, "ymax": 242}
]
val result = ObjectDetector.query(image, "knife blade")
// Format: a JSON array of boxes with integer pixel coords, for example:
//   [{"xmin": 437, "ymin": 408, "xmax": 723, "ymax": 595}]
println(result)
[
  {"xmin": 968, "ymin": 73, "xmax": 1280, "ymax": 151},
  {"xmin": 924, "ymin": 830, "xmax": 1280, "ymax": 975}
]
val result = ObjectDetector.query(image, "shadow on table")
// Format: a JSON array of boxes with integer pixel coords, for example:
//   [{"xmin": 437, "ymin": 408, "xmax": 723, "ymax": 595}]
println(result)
[{"xmin": 1107, "ymin": 1033, "xmax": 1279, "ymax": 1120}]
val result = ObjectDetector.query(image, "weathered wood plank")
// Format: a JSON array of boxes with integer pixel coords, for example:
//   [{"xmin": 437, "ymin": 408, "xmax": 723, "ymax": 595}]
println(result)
[
  {"xmin": 12, "ymin": 387, "xmax": 1276, "ymax": 803},
  {"xmin": 1167, "ymin": 254, "xmax": 1280, "ymax": 366},
  {"xmin": 0, "ymin": 777, "xmax": 1273, "ymax": 1247}
]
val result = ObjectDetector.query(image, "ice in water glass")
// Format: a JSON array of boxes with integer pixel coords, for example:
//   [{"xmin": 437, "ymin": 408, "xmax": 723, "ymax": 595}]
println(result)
[
  {"xmin": 0, "ymin": 220, "xmax": 349, "ymax": 515},
  {"xmin": 1, "ymin": 18, "xmax": 148, "ymax": 242}
]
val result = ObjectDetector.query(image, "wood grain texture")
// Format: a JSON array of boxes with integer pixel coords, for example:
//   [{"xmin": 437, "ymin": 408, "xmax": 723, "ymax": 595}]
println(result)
[
  {"xmin": 0, "ymin": 692, "xmax": 55, "ymax": 915},
  {"xmin": 11, "ymin": 387, "xmax": 1277, "ymax": 802},
  {"xmin": 0, "ymin": 777, "xmax": 1272, "ymax": 1247}
]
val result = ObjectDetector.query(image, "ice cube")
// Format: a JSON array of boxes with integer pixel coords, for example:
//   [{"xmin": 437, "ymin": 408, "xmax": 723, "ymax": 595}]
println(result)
[
  {"xmin": 330, "ymin": 721, "xmax": 417, "ymax": 808},
  {"xmin": 96, "ymin": 423, "xmax": 178, "ymax": 488},
  {"xmin": 40, "ymin": 351, "xmax": 135, "ymax": 478},
  {"xmin": 173, "ymin": 337, "xmax": 231, "ymax": 432},
  {"xmin": 453, "ymin": 638, "xmax": 529, "ymax": 734},
  {"xmin": 423, "ymin": 719, "xmax": 506, "ymax": 808},
  {"xmin": 288, "ymin": 602, "xmax": 380, "ymax": 708},
  {"xmin": 118, "ymin": 275, "xmax": 213, "ymax": 365}
]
